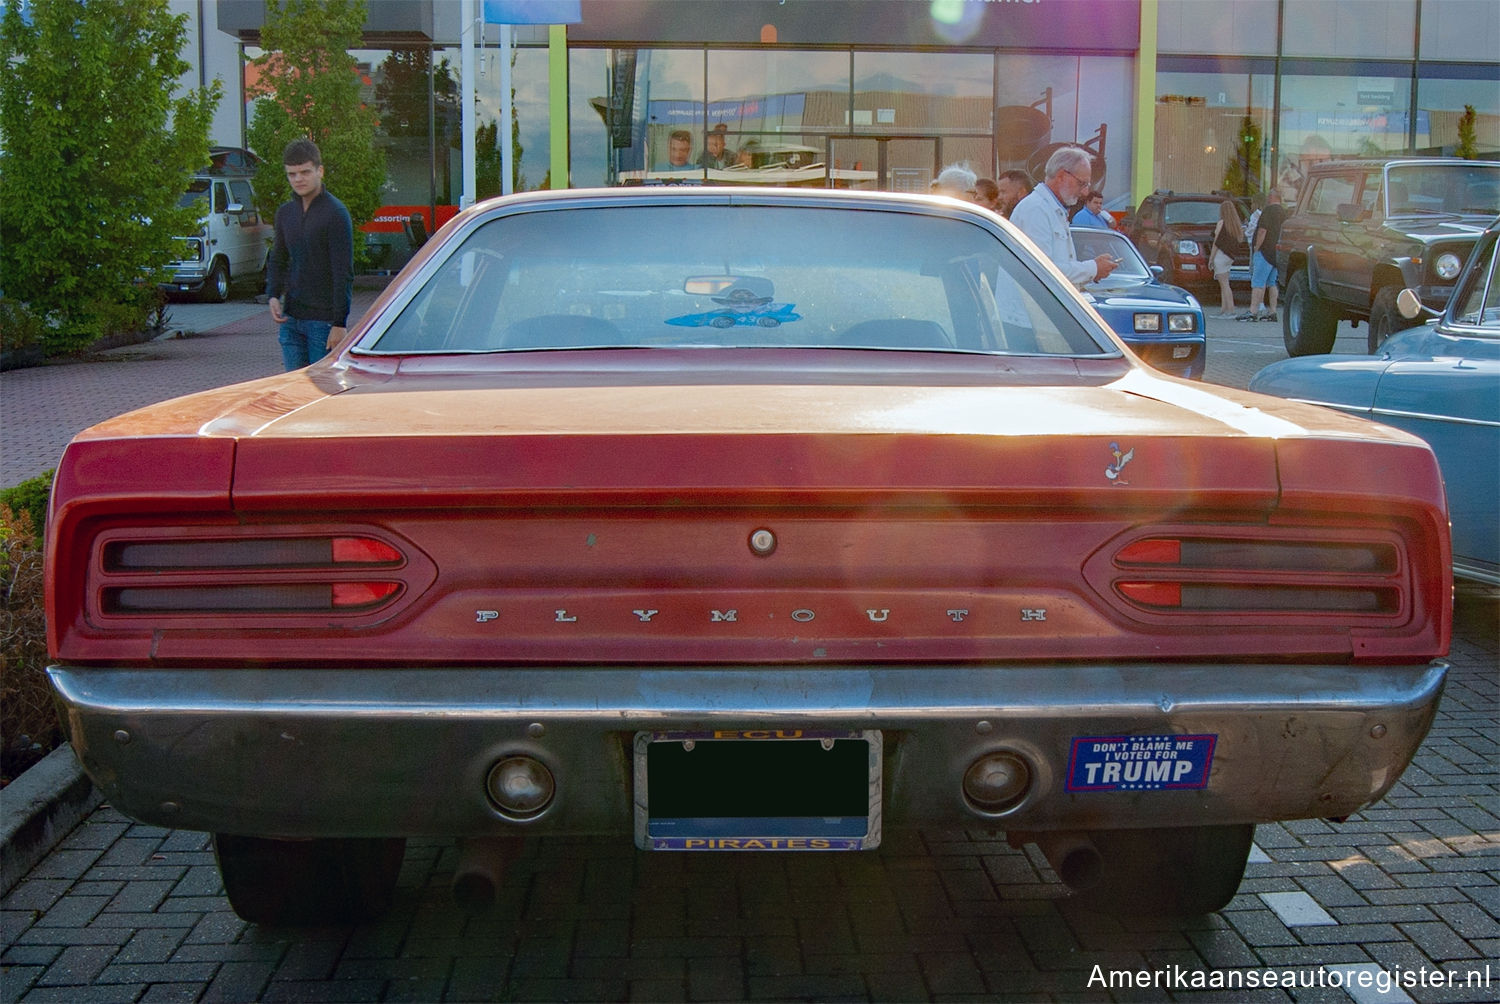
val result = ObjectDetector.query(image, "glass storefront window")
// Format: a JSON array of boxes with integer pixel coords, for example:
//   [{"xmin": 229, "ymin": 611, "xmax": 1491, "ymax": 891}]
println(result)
[
  {"xmin": 1417, "ymin": 74, "xmax": 1500, "ymax": 157},
  {"xmin": 843, "ymin": 52, "xmax": 993, "ymax": 191},
  {"xmin": 998, "ymin": 55, "xmax": 1135, "ymax": 203},
  {"xmin": 1277, "ymin": 71, "xmax": 1413, "ymax": 194},
  {"xmin": 569, "ymin": 47, "xmax": 612, "ymax": 188},
  {"xmin": 706, "ymin": 49, "xmax": 850, "ymax": 181},
  {"xmin": 1154, "ymin": 68, "xmax": 1274, "ymax": 196}
]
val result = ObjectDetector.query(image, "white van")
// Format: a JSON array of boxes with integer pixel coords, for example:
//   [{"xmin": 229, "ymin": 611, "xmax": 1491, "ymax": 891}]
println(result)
[{"xmin": 163, "ymin": 170, "xmax": 272, "ymax": 302}]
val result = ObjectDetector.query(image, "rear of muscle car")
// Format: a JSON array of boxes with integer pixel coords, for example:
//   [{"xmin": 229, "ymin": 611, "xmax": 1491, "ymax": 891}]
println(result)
[{"xmin": 45, "ymin": 189, "xmax": 1451, "ymax": 923}]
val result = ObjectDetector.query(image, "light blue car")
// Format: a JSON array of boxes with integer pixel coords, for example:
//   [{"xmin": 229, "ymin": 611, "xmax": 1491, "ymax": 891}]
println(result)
[{"xmin": 1250, "ymin": 217, "xmax": 1500, "ymax": 585}]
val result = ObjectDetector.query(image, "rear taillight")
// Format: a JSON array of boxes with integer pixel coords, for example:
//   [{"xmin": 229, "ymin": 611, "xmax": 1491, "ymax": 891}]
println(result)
[
  {"xmin": 1098, "ymin": 530, "xmax": 1407, "ymax": 620},
  {"xmin": 92, "ymin": 533, "xmax": 409, "ymax": 618}
]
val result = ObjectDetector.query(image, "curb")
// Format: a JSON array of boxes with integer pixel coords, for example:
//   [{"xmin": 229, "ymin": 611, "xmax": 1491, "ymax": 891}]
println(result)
[{"xmin": 0, "ymin": 742, "xmax": 102, "ymax": 895}]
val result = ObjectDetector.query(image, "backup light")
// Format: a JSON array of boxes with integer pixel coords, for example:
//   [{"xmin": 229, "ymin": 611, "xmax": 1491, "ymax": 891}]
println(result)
[
  {"xmin": 963, "ymin": 751, "xmax": 1032, "ymax": 814},
  {"xmin": 486, "ymin": 756, "xmax": 556, "ymax": 818}
]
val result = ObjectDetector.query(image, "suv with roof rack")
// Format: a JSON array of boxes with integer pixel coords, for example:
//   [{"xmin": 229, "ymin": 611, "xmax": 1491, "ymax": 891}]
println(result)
[{"xmin": 1275, "ymin": 157, "xmax": 1500, "ymax": 355}]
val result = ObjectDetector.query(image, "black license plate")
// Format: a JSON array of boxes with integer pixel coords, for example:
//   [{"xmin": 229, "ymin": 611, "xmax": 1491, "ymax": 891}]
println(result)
[{"xmin": 633, "ymin": 729, "xmax": 881, "ymax": 850}]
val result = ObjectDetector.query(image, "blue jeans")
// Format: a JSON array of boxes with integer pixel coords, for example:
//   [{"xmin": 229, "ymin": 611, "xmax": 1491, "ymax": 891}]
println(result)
[
  {"xmin": 278, "ymin": 317, "xmax": 334, "ymax": 371},
  {"xmin": 1251, "ymin": 250, "xmax": 1277, "ymax": 289}
]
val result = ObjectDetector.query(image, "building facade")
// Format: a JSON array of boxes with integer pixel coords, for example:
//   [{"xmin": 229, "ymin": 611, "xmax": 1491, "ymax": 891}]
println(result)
[{"xmin": 184, "ymin": 0, "xmax": 1498, "ymax": 264}]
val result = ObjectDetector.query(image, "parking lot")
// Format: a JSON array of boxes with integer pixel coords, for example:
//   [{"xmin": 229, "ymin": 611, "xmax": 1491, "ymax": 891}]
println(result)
[{"xmin": 1, "ymin": 306, "xmax": 1495, "ymax": 1003}]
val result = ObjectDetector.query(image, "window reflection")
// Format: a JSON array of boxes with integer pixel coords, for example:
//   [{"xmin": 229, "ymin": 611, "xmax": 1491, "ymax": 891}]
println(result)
[
  {"xmin": 1153, "ymin": 69, "xmax": 1274, "ymax": 196},
  {"xmin": 1417, "ymin": 76, "xmax": 1500, "ymax": 158},
  {"xmin": 1277, "ymin": 74, "xmax": 1412, "ymax": 194}
]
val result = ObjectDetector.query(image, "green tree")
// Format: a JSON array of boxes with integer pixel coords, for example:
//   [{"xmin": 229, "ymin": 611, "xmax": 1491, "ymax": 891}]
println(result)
[
  {"xmin": 1221, "ymin": 116, "xmax": 1263, "ymax": 197},
  {"xmin": 0, "ymin": 0, "xmax": 218, "ymax": 355},
  {"xmin": 1457, "ymin": 105, "xmax": 1478, "ymax": 159},
  {"xmin": 245, "ymin": 0, "xmax": 385, "ymax": 234}
]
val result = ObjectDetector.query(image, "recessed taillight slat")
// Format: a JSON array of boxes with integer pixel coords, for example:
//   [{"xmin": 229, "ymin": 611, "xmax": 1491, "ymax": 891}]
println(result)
[
  {"xmin": 1115, "ymin": 538, "xmax": 1396, "ymax": 574},
  {"xmin": 103, "ymin": 582, "xmax": 402, "ymax": 614},
  {"xmin": 1105, "ymin": 530, "xmax": 1406, "ymax": 620},
  {"xmin": 104, "ymin": 535, "xmax": 403, "ymax": 571},
  {"xmin": 1118, "ymin": 582, "xmax": 1396, "ymax": 613},
  {"xmin": 91, "ymin": 531, "xmax": 414, "ymax": 623}
]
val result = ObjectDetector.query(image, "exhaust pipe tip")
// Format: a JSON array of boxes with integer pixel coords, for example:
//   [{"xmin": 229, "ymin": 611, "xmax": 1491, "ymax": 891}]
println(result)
[
  {"xmin": 1036, "ymin": 832, "xmax": 1104, "ymax": 891},
  {"xmin": 451, "ymin": 836, "xmax": 523, "ymax": 912},
  {"xmin": 452, "ymin": 871, "xmax": 498, "ymax": 911}
]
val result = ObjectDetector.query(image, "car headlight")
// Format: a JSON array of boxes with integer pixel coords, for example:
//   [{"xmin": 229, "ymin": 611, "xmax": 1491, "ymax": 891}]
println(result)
[
  {"xmin": 1133, "ymin": 313, "xmax": 1162, "ymax": 332},
  {"xmin": 1434, "ymin": 252, "xmax": 1463, "ymax": 280},
  {"xmin": 1168, "ymin": 313, "xmax": 1196, "ymax": 333},
  {"xmin": 1176, "ymin": 240, "xmax": 1200, "ymax": 256}
]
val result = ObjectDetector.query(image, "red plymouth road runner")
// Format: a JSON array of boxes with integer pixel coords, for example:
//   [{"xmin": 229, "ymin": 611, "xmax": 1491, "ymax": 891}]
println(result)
[{"xmin": 46, "ymin": 188, "xmax": 1451, "ymax": 924}]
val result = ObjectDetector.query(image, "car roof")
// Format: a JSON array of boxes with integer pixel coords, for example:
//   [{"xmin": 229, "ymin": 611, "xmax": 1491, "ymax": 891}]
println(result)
[
  {"xmin": 1147, "ymin": 191, "xmax": 1235, "ymax": 202},
  {"xmin": 1304, "ymin": 157, "xmax": 1500, "ymax": 173}
]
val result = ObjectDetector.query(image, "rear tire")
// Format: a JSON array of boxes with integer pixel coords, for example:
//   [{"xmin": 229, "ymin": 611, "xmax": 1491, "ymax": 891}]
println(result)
[
  {"xmin": 1368, "ymin": 286, "xmax": 1412, "ymax": 354},
  {"xmin": 201, "ymin": 260, "xmax": 230, "ymax": 303},
  {"xmin": 213, "ymin": 834, "xmax": 406, "ymax": 925},
  {"xmin": 1075, "ymin": 823, "xmax": 1253, "ymax": 916},
  {"xmin": 1283, "ymin": 270, "xmax": 1338, "ymax": 356}
]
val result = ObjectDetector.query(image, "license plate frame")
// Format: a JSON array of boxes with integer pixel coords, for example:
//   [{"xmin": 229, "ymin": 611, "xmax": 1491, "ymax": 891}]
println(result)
[{"xmin": 633, "ymin": 729, "xmax": 882, "ymax": 851}]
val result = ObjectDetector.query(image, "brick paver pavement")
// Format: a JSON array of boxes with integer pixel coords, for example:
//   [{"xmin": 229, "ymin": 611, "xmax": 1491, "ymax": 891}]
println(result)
[{"xmin": 1, "ymin": 303, "xmax": 1495, "ymax": 1002}]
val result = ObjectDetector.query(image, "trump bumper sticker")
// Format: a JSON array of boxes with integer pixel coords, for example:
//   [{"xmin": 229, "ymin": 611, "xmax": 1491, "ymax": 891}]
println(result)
[{"xmin": 1066, "ymin": 734, "xmax": 1216, "ymax": 791}]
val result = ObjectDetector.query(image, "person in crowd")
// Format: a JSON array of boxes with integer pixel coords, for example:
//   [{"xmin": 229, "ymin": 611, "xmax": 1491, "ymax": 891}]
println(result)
[
  {"xmin": 1241, "ymin": 187, "xmax": 1284, "ymax": 321},
  {"xmin": 1071, "ymin": 188, "xmax": 1116, "ymax": 229},
  {"xmin": 973, "ymin": 177, "xmax": 1001, "ymax": 212},
  {"xmin": 931, "ymin": 162, "xmax": 978, "ymax": 200},
  {"xmin": 697, "ymin": 123, "xmax": 734, "ymax": 169},
  {"xmin": 266, "ymin": 138, "xmax": 353, "ymax": 371},
  {"xmin": 993, "ymin": 169, "xmax": 1033, "ymax": 218},
  {"xmin": 661, "ymin": 129, "xmax": 692, "ymax": 170},
  {"xmin": 1009, "ymin": 146, "xmax": 1119, "ymax": 287},
  {"xmin": 1209, "ymin": 197, "xmax": 1247, "ymax": 317}
]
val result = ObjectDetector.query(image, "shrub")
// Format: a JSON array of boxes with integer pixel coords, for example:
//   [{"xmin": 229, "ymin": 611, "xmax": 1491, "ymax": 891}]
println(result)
[
  {"xmin": 0, "ymin": 298, "xmax": 46, "ymax": 354},
  {"xmin": 0, "ymin": 504, "xmax": 57, "ymax": 784},
  {"xmin": 0, "ymin": 470, "xmax": 54, "ymax": 536},
  {"xmin": 0, "ymin": 0, "xmax": 219, "ymax": 355}
]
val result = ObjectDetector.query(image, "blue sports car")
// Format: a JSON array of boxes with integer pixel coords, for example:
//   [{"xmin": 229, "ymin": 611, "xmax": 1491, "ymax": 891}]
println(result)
[
  {"xmin": 1250, "ymin": 216, "xmax": 1500, "ymax": 585},
  {"xmin": 1072, "ymin": 227, "xmax": 1206, "ymax": 380}
]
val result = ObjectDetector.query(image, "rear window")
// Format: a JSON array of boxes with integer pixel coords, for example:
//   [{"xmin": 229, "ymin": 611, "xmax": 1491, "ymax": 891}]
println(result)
[
  {"xmin": 1162, "ymin": 201, "xmax": 1222, "ymax": 225},
  {"xmin": 368, "ymin": 204, "xmax": 1110, "ymax": 358}
]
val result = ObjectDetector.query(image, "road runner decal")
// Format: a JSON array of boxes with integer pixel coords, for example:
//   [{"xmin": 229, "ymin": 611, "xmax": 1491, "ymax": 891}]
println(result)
[{"xmin": 1066, "ymin": 734, "xmax": 1215, "ymax": 791}]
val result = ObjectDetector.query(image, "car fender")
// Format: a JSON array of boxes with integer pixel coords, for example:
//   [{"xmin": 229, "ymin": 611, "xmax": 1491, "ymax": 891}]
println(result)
[{"xmin": 1302, "ymin": 252, "xmax": 1328, "ymax": 298}]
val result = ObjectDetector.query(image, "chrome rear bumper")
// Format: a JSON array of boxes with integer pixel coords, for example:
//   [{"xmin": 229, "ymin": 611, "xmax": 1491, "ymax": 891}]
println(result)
[{"xmin": 48, "ymin": 661, "xmax": 1446, "ymax": 838}]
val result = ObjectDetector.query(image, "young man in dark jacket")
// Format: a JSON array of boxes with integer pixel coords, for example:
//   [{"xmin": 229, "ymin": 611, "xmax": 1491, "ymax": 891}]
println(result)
[{"xmin": 266, "ymin": 139, "xmax": 353, "ymax": 370}]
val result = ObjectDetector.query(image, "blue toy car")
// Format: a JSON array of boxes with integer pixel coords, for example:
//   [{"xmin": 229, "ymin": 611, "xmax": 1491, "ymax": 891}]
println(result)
[{"xmin": 668, "ymin": 276, "xmax": 801, "ymax": 329}]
